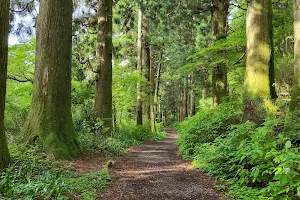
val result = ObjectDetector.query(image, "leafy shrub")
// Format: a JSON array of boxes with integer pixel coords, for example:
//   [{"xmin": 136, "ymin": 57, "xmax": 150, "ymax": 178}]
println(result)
[
  {"xmin": 78, "ymin": 123, "xmax": 167, "ymax": 156},
  {"xmin": 0, "ymin": 146, "xmax": 112, "ymax": 200},
  {"xmin": 180, "ymin": 115, "xmax": 300, "ymax": 199},
  {"xmin": 176, "ymin": 101, "xmax": 242, "ymax": 158}
]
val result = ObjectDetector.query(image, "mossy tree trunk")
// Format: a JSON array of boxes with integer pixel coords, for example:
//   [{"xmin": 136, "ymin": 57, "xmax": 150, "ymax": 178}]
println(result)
[
  {"xmin": 0, "ymin": 0, "xmax": 11, "ymax": 169},
  {"xmin": 211, "ymin": 0, "xmax": 229, "ymax": 106},
  {"xmin": 95, "ymin": 0, "xmax": 113, "ymax": 133},
  {"xmin": 290, "ymin": 0, "xmax": 300, "ymax": 112},
  {"xmin": 21, "ymin": 0, "xmax": 80, "ymax": 159},
  {"xmin": 137, "ymin": 2, "xmax": 143, "ymax": 126},
  {"xmin": 243, "ymin": 0, "xmax": 276, "ymax": 122},
  {"xmin": 283, "ymin": 0, "xmax": 300, "ymax": 141}
]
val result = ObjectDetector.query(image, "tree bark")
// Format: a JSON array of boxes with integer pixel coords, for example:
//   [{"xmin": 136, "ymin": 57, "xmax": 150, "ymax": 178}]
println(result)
[
  {"xmin": 182, "ymin": 77, "xmax": 188, "ymax": 120},
  {"xmin": 95, "ymin": 0, "xmax": 113, "ymax": 133},
  {"xmin": 290, "ymin": 0, "xmax": 300, "ymax": 112},
  {"xmin": 21, "ymin": 0, "xmax": 80, "ymax": 159},
  {"xmin": 137, "ymin": 3, "xmax": 143, "ymax": 125},
  {"xmin": 243, "ymin": 0, "xmax": 276, "ymax": 122},
  {"xmin": 211, "ymin": 0, "xmax": 229, "ymax": 106},
  {"xmin": 189, "ymin": 73, "xmax": 196, "ymax": 117},
  {"xmin": 283, "ymin": 0, "xmax": 300, "ymax": 141},
  {"xmin": 150, "ymin": 46, "xmax": 156, "ymax": 132},
  {"xmin": 0, "ymin": 0, "xmax": 11, "ymax": 169},
  {"xmin": 143, "ymin": 24, "xmax": 151, "ymax": 121},
  {"xmin": 154, "ymin": 52, "xmax": 162, "ymax": 126}
]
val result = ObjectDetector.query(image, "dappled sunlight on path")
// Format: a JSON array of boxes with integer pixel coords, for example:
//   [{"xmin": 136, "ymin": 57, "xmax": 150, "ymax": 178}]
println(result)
[{"xmin": 100, "ymin": 128, "xmax": 230, "ymax": 200}]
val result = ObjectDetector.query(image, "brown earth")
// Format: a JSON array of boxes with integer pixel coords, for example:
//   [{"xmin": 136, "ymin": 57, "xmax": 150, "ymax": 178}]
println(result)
[{"xmin": 99, "ymin": 128, "xmax": 230, "ymax": 200}]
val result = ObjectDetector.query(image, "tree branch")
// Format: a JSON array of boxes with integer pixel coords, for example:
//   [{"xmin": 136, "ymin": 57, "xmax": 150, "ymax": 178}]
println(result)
[
  {"xmin": 231, "ymin": 3, "xmax": 247, "ymax": 11},
  {"xmin": 10, "ymin": 1, "xmax": 34, "ymax": 13},
  {"xmin": 74, "ymin": 53, "xmax": 99, "ymax": 74},
  {"xmin": 233, "ymin": 52, "xmax": 246, "ymax": 65},
  {"xmin": 7, "ymin": 74, "xmax": 33, "ymax": 83}
]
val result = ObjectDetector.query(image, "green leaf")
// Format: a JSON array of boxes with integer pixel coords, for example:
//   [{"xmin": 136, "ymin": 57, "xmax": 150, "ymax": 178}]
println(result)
[{"xmin": 285, "ymin": 141, "xmax": 292, "ymax": 149}]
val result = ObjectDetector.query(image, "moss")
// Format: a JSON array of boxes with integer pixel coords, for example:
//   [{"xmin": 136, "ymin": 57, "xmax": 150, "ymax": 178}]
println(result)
[
  {"xmin": 211, "ymin": 0, "xmax": 229, "ymax": 106},
  {"xmin": 244, "ymin": 0, "xmax": 276, "ymax": 121},
  {"xmin": 20, "ymin": 0, "xmax": 80, "ymax": 159}
]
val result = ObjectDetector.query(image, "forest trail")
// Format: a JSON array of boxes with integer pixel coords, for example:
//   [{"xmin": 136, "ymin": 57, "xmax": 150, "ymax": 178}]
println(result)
[{"xmin": 100, "ymin": 128, "xmax": 229, "ymax": 200}]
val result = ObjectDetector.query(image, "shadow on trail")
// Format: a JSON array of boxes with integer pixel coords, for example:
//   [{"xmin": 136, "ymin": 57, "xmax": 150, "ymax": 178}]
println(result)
[{"xmin": 100, "ymin": 129, "xmax": 229, "ymax": 200}]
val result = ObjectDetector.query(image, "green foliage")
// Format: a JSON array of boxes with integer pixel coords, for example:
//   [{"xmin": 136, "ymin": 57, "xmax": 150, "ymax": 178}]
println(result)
[
  {"xmin": 176, "ymin": 101, "xmax": 242, "ymax": 158},
  {"xmin": 0, "ymin": 145, "xmax": 110, "ymax": 200},
  {"xmin": 64, "ymin": 170, "xmax": 110, "ymax": 199},
  {"xmin": 78, "ymin": 123, "xmax": 167, "ymax": 156},
  {"xmin": 178, "ymin": 106, "xmax": 300, "ymax": 199}
]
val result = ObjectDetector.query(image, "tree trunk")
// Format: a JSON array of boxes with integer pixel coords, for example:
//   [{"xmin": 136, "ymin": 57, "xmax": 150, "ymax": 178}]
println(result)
[
  {"xmin": 0, "ymin": 0, "xmax": 11, "ymax": 169},
  {"xmin": 136, "ymin": 3, "xmax": 143, "ymax": 125},
  {"xmin": 95, "ymin": 0, "xmax": 113, "ymax": 133},
  {"xmin": 182, "ymin": 77, "xmax": 188, "ymax": 119},
  {"xmin": 283, "ymin": 0, "xmax": 300, "ymax": 142},
  {"xmin": 21, "ymin": 0, "xmax": 80, "ymax": 159},
  {"xmin": 154, "ymin": 52, "xmax": 162, "ymax": 126},
  {"xmin": 189, "ymin": 73, "xmax": 196, "ymax": 117},
  {"xmin": 243, "ymin": 0, "xmax": 276, "ymax": 122},
  {"xmin": 150, "ymin": 46, "xmax": 156, "ymax": 132},
  {"xmin": 211, "ymin": 0, "xmax": 229, "ymax": 106},
  {"xmin": 143, "ymin": 25, "xmax": 151, "ymax": 121},
  {"xmin": 290, "ymin": 0, "xmax": 300, "ymax": 112}
]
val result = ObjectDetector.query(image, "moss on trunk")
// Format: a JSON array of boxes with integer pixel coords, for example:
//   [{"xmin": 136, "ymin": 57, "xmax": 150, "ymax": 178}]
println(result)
[
  {"xmin": 283, "ymin": 0, "xmax": 300, "ymax": 142},
  {"xmin": 0, "ymin": 0, "xmax": 11, "ymax": 169},
  {"xmin": 20, "ymin": 0, "xmax": 80, "ymax": 159},
  {"xmin": 95, "ymin": 0, "xmax": 113, "ymax": 133},
  {"xmin": 244, "ymin": 0, "xmax": 276, "ymax": 122},
  {"xmin": 211, "ymin": 0, "xmax": 229, "ymax": 105}
]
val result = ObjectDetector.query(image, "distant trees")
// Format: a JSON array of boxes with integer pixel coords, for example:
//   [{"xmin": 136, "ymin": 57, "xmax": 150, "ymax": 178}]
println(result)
[
  {"xmin": 0, "ymin": 0, "xmax": 11, "ymax": 169},
  {"xmin": 243, "ymin": 0, "xmax": 276, "ymax": 121},
  {"xmin": 95, "ymin": 0, "xmax": 113, "ymax": 133},
  {"xmin": 21, "ymin": 0, "xmax": 80, "ymax": 159}
]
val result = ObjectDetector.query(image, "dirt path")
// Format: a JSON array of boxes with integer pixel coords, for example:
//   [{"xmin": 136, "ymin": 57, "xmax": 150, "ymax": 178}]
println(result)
[{"xmin": 100, "ymin": 128, "xmax": 229, "ymax": 200}]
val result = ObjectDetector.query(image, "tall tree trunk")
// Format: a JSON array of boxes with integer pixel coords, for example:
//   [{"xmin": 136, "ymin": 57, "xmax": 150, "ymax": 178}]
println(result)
[
  {"xmin": 154, "ymin": 52, "xmax": 162, "ymax": 127},
  {"xmin": 143, "ymin": 24, "xmax": 151, "ymax": 121},
  {"xmin": 0, "ymin": 0, "xmax": 11, "ymax": 169},
  {"xmin": 95, "ymin": 0, "xmax": 113, "ymax": 133},
  {"xmin": 290, "ymin": 0, "xmax": 300, "ymax": 111},
  {"xmin": 136, "ymin": 2, "xmax": 143, "ymax": 125},
  {"xmin": 283, "ymin": 0, "xmax": 300, "ymax": 142},
  {"xmin": 189, "ymin": 73, "xmax": 196, "ymax": 117},
  {"xmin": 21, "ymin": 0, "xmax": 80, "ymax": 159},
  {"xmin": 211, "ymin": 0, "xmax": 229, "ymax": 106},
  {"xmin": 182, "ymin": 77, "xmax": 188, "ymax": 119},
  {"xmin": 243, "ymin": 0, "xmax": 276, "ymax": 122},
  {"xmin": 150, "ymin": 46, "xmax": 156, "ymax": 132}
]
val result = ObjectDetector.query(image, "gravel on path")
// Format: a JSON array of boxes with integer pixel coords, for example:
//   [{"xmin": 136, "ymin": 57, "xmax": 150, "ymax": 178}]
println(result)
[{"xmin": 100, "ymin": 128, "xmax": 230, "ymax": 200}]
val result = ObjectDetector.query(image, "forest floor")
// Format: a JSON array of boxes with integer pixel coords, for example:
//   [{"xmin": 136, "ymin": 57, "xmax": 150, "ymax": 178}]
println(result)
[{"xmin": 99, "ymin": 128, "xmax": 230, "ymax": 200}]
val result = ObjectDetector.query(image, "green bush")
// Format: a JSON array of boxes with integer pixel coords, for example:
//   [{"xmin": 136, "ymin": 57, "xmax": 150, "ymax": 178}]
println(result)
[
  {"xmin": 176, "ymin": 101, "xmax": 242, "ymax": 158},
  {"xmin": 78, "ymin": 123, "xmax": 167, "ymax": 156},
  {"xmin": 0, "ymin": 146, "xmax": 111, "ymax": 200},
  {"xmin": 178, "ymin": 106, "xmax": 300, "ymax": 199}
]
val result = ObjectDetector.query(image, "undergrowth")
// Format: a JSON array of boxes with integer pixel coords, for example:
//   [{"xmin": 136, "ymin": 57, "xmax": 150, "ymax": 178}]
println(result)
[
  {"xmin": 1, "ymin": 123, "xmax": 167, "ymax": 200},
  {"xmin": 176, "ymin": 101, "xmax": 300, "ymax": 200}
]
